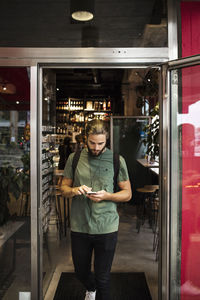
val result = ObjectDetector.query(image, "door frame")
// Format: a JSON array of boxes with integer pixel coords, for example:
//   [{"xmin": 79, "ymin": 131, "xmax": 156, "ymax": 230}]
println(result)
[
  {"xmin": 160, "ymin": 54, "xmax": 200, "ymax": 300},
  {"xmin": 38, "ymin": 62, "xmax": 165, "ymax": 300},
  {"xmin": 0, "ymin": 47, "xmax": 168, "ymax": 300}
]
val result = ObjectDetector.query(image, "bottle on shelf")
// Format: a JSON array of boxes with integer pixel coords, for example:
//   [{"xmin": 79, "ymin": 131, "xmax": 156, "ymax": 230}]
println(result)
[
  {"xmin": 99, "ymin": 102, "xmax": 103, "ymax": 110},
  {"xmin": 107, "ymin": 100, "xmax": 111, "ymax": 110},
  {"xmin": 94, "ymin": 101, "xmax": 99, "ymax": 110},
  {"xmin": 103, "ymin": 100, "xmax": 107, "ymax": 111}
]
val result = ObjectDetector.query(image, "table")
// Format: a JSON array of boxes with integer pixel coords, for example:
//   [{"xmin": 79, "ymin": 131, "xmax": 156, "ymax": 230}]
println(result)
[
  {"xmin": 0, "ymin": 221, "xmax": 24, "ymax": 247},
  {"xmin": 0, "ymin": 221, "xmax": 24, "ymax": 287},
  {"xmin": 150, "ymin": 167, "xmax": 159, "ymax": 175},
  {"xmin": 137, "ymin": 158, "xmax": 159, "ymax": 168},
  {"xmin": 137, "ymin": 158, "xmax": 159, "ymax": 178}
]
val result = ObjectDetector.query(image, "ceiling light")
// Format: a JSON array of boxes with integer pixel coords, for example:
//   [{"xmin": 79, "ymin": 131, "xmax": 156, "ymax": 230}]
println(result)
[
  {"xmin": 70, "ymin": 0, "xmax": 94, "ymax": 21},
  {"xmin": 16, "ymin": 101, "xmax": 20, "ymax": 104},
  {"xmin": 0, "ymin": 79, "xmax": 16, "ymax": 94}
]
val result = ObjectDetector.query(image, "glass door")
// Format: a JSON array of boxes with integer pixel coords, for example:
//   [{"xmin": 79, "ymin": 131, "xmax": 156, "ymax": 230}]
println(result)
[
  {"xmin": 162, "ymin": 55, "xmax": 200, "ymax": 300},
  {"xmin": 38, "ymin": 67, "xmax": 60, "ymax": 298},
  {"xmin": 0, "ymin": 67, "xmax": 31, "ymax": 299},
  {"xmin": 110, "ymin": 116, "xmax": 152, "ymax": 194}
]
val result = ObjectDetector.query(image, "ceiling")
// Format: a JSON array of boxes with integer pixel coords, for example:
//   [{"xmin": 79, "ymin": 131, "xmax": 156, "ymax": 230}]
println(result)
[
  {"xmin": 55, "ymin": 68, "xmax": 124, "ymax": 98},
  {"xmin": 0, "ymin": 0, "xmax": 167, "ymax": 111},
  {"xmin": 0, "ymin": 0, "xmax": 167, "ymax": 47},
  {"xmin": 0, "ymin": 67, "xmax": 157, "ymax": 112},
  {"xmin": 54, "ymin": 68, "xmax": 126, "ymax": 113}
]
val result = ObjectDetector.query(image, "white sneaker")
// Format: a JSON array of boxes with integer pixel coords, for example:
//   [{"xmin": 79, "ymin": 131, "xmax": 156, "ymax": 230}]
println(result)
[{"xmin": 84, "ymin": 290, "xmax": 96, "ymax": 300}]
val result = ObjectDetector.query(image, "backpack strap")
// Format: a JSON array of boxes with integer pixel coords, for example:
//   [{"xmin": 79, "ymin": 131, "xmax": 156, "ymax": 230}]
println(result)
[
  {"xmin": 113, "ymin": 152, "xmax": 120, "ymax": 192},
  {"xmin": 72, "ymin": 149, "xmax": 82, "ymax": 182}
]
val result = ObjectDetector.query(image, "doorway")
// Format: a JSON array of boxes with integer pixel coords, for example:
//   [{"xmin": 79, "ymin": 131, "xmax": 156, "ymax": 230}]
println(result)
[
  {"xmin": 0, "ymin": 46, "xmax": 169, "ymax": 300},
  {"xmin": 39, "ymin": 66, "xmax": 160, "ymax": 300}
]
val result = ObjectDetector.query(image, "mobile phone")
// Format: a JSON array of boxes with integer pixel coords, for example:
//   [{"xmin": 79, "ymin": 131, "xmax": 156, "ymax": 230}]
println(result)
[{"xmin": 87, "ymin": 191, "xmax": 97, "ymax": 195}]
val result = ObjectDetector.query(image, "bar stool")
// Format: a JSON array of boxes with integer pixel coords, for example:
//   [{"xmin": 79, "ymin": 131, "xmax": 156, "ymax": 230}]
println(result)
[
  {"xmin": 144, "ymin": 185, "xmax": 159, "ymax": 232},
  {"xmin": 152, "ymin": 196, "xmax": 159, "ymax": 261},
  {"xmin": 55, "ymin": 186, "xmax": 64, "ymax": 239},
  {"xmin": 144, "ymin": 185, "xmax": 159, "ymax": 191},
  {"xmin": 136, "ymin": 185, "xmax": 158, "ymax": 233},
  {"xmin": 54, "ymin": 170, "xmax": 71, "ymax": 237},
  {"xmin": 55, "ymin": 185, "xmax": 71, "ymax": 238}
]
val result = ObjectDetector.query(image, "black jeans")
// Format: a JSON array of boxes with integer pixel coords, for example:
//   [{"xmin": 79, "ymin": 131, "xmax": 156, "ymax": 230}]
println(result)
[{"xmin": 71, "ymin": 231, "xmax": 118, "ymax": 300}]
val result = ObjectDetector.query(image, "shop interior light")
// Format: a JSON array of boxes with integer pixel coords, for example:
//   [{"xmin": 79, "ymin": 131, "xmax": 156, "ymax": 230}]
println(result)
[
  {"xmin": 0, "ymin": 80, "xmax": 16, "ymax": 94},
  {"xmin": 70, "ymin": 0, "xmax": 94, "ymax": 21}
]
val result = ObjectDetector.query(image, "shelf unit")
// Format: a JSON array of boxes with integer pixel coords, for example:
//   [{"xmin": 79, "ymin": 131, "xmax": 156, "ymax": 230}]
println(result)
[
  {"xmin": 56, "ymin": 97, "xmax": 112, "ymax": 135},
  {"xmin": 41, "ymin": 130, "xmax": 55, "ymax": 233}
]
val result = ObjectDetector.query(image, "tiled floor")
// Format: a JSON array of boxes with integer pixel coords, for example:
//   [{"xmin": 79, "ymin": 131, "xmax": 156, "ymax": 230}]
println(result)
[{"xmin": 44, "ymin": 203, "xmax": 158, "ymax": 300}]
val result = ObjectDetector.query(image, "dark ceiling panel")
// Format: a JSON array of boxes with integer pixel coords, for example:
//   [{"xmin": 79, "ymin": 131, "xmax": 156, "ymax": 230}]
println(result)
[
  {"xmin": 55, "ymin": 68, "xmax": 124, "ymax": 101},
  {"xmin": 0, "ymin": 0, "xmax": 167, "ymax": 47}
]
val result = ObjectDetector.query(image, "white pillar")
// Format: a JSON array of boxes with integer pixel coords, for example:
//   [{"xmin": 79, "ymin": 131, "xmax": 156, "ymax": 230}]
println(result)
[{"xmin": 10, "ymin": 111, "xmax": 18, "ymax": 143}]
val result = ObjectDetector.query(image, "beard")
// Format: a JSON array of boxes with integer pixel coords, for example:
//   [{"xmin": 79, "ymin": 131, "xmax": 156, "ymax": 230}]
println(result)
[{"xmin": 87, "ymin": 143, "xmax": 106, "ymax": 157}]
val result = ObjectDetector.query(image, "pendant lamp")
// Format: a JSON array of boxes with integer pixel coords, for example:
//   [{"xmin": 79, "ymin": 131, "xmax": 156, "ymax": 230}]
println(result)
[{"xmin": 70, "ymin": 0, "xmax": 95, "ymax": 22}]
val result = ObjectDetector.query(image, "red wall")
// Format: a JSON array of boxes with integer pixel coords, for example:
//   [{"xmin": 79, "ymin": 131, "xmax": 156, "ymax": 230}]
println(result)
[
  {"xmin": 181, "ymin": 2, "xmax": 200, "ymax": 57},
  {"xmin": 181, "ymin": 2, "xmax": 200, "ymax": 299}
]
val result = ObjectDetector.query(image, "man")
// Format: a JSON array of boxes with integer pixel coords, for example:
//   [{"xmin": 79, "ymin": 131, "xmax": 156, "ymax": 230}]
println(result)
[{"xmin": 61, "ymin": 119, "xmax": 132, "ymax": 300}]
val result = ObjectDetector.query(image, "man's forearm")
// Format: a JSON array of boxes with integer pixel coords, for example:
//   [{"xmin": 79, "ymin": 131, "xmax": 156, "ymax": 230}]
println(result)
[
  {"xmin": 106, "ymin": 189, "xmax": 132, "ymax": 203},
  {"xmin": 61, "ymin": 184, "xmax": 76, "ymax": 198}
]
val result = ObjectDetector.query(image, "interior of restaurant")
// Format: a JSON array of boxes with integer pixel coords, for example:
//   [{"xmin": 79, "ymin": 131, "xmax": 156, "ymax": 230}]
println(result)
[{"xmin": 0, "ymin": 66, "xmax": 159, "ymax": 299}]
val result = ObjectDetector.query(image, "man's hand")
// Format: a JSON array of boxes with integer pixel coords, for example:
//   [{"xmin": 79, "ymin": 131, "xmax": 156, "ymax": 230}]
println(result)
[
  {"xmin": 73, "ymin": 185, "xmax": 92, "ymax": 196},
  {"xmin": 61, "ymin": 178, "xmax": 92, "ymax": 197},
  {"xmin": 86, "ymin": 180, "xmax": 132, "ymax": 203},
  {"xmin": 61, "ymin": 178, "xmax": 132, "ymax": 203},
  {"xmin": 87, "ymin": 190, "xmax": 108, "ymax": 202}
]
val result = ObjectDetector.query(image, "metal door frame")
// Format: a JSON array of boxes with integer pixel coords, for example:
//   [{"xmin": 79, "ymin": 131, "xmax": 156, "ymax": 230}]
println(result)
[
  {"xmin": 160, "ymin": 54, "xmax": 200, "ymax": 300},
  {"xmin": 0, "ymin": 49, "xmax": 168, "ymax": 300},
  {"xmin": 38, "ymin": 61, "xmax": 166, "ymax": 300}
]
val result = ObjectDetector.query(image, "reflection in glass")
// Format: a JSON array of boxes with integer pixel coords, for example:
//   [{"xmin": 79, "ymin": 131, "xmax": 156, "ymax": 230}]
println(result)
[
  {"xmin": 171, "ymin": 65, "xmax": 200, "ymax": 299},
  {"xmin": 0, "ymin": 67, "xmax": 31, "ymax": 298},
  {"xmin": 112, "ymin": 117, "xmax": 159, "ymax": 203},
  {"xmin": 42, "ymin": 69, "xmax": 61, "ymax": 296}
]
